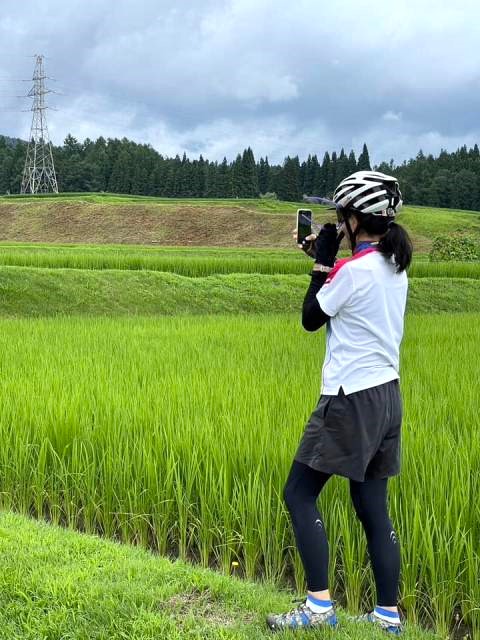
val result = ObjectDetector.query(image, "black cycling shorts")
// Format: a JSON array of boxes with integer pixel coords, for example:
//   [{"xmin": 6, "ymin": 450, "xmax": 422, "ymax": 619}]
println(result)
[{"xmin": 294, "ymin": 379, "xmax": 402, "ymax": 483}]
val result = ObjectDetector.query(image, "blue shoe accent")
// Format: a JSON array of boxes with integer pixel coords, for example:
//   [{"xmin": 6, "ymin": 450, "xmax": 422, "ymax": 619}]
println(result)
[
  {"xmin": 375, "ymin": 606, "xmax": 401, "ymax": 622},
  {"xmin": 354, "ymin": 611, "xmax": 402, "ymax": 635},
  {"xmin": 328, "ymin": 613, "xmax": 338, "ymax": 627},
  {"xmin": 299, "ymin": 611, "xmax": 309, "ymax": 626},
  {"xmin": 307, "ymin": 595, "xmax": 333, "ymax": 609}
]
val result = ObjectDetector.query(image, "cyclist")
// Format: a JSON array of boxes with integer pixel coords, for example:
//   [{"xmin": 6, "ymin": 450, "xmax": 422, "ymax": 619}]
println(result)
[{"xmin": 267, "ymin": 171, "xmax": 412, "ymax": 635}]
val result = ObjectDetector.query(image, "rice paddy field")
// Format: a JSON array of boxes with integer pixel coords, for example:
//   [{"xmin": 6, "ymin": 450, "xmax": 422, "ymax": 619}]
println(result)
[
  {"xmin": 0, "ymin": 196, "xmax": 478, "ymax": 637},
  {"xmin": 0, "ymin": 242, "xmax": 478, "ymax": 278},
  {"xmin": 0, "ymin": 313, "xmax": 478, "ymax": 637}
]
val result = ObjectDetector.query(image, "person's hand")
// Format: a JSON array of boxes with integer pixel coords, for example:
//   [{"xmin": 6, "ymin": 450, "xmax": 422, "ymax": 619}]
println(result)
[
  {"xmin": 292, "ymin": 227, "xmax": 317, "ymax": 258},
  {"xmin": 313, "ymin": 223, "xmax": 342, "ymax": 267}
]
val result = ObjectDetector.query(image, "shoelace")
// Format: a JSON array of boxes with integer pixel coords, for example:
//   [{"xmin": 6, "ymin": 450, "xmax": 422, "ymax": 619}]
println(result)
[{"xmin": 286, "ymin": 600, "xmax": 309, "ymax": 618}]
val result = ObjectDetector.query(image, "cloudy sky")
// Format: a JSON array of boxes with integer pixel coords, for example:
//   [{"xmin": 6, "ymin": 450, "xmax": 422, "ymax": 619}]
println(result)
[{"xmin": 1, "ymin": 0, "xmax": 479, "ymax": 165}]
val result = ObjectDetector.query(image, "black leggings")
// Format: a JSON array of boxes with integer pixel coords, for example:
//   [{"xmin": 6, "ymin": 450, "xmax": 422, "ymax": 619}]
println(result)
[{"xmin": 283, "ymin": 460, "xmax": 400, "ymax": 606}]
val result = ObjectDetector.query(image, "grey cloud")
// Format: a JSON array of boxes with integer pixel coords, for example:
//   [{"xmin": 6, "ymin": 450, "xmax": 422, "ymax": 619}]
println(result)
[{"xmin": 1, "ymin": 0, "xmax": 480, "ymax": 165}]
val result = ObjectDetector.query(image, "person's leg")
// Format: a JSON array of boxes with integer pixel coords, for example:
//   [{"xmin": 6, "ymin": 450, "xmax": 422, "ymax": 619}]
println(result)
[
  {"xmin": 283, "ymin": 460, "xmax": 332, "ymax": 601},
  {"xmin": 349, "ymin": 477, "xmax": 401, "ymax": 626},
  {"xmin": 266, "ymin": 460, "xmax": 337, "ymax": 631}
]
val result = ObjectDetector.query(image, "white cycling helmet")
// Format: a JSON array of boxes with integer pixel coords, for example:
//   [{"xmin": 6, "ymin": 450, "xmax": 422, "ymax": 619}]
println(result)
[{"xmin": 333, "ymin": 170, "xmax": 403, "ymax": 217}]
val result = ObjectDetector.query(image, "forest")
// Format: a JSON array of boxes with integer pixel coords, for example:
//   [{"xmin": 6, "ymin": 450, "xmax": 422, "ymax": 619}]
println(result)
[{"xmin": 1, "ymin": 134, "xmax": 480, "ymax": 210}]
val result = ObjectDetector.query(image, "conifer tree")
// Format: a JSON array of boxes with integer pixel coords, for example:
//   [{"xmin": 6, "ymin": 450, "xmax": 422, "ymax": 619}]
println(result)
[
  {"xmin": 303, "ymin": 154, "xmax": 319, "ymax": 195},
  {"xmin": 348, "ymin": 150, "xmax": 357, "ymax": 174},
  {"xmin": 10, "ymin": 140, "xmax": 26, "ymax": 193},
  {"xmin": 148, "ymin": 163, "xmax": 163, "ymax": 196},
  {"xmin": 268, "ymin": 165, "xmax": 282, "ymax": 196},
  {"xmin": 240, "ymin": 147, "xmax": 259, "ymax": 197},
  {"xmin": 108, "ymin": 150, "xmax": 131, "ymax": 193},
  {"xmin": 195, "ymin": 155, "xmax": 207, "ymax": 197},
  {"xmin": 278, "ymin": 156, "xmax": 301, "ymax": 201},
  {"xmin": 216, "ymin": 158, "xmax": 230, "ymax": 197},
  {"xmin": 336, "ymin": 148, "xmax": 350, "ymax": 186},
  {"xmin": 357, "ymin": 143, "xmax": 371, "ymax": 170},
  {"xmin": 0, "ymin": 137, "xmax": 11, "ymax": 193},
  {"xmin": 205, "ymin": 161, "xmax": 218, "ymax": 197},
  {"xmin": 327, "ymin": 151, "xmax": 337, "ymax": 195},
  {"xmin": 258, "ymin": 157, "xmax": 271, "ymax": 194},
  {"xmin": 171, "ymin": 155, "xmax": 182, "ymax": 196},
  {"xmin": 314, "ymin": 151, "xmax": 330, "ymax": 196},
  {"xmin": 177, "ymin": 153, "xmax": 189, "ymax": 196},
  {"xmin": 231, "ymin": 154, "xmax": 243, "ymax": 197},
  {"xmin": 163, "ymin": 165, "xmax": 176, "ymax": 196}
]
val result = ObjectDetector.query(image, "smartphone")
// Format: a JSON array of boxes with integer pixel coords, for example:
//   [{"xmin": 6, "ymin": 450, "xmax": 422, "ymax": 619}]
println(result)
[{"xmin": 297, "ymin": 209, "xmax": 312, "ymax": 245}]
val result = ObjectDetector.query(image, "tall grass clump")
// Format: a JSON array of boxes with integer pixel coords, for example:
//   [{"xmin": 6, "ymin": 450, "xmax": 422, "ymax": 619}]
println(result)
[{"xmin": 0, "ymin": 314, "xmax": 477, "ymax": 635}]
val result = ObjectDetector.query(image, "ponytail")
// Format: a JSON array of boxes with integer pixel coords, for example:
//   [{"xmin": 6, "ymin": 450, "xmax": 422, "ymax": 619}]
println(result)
[
  {"xmin": 378, "ymin": 222, "xmax": 413, "ymax": 273},
  {"xmin": 353, "ymin": 213, "xmax": 413, "ymax": 273}
]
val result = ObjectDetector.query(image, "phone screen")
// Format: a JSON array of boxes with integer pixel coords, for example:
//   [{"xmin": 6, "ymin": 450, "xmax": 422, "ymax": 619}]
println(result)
[{"xmin": 297, "ymin": 209, "xmax": 312, "ymax": 245}]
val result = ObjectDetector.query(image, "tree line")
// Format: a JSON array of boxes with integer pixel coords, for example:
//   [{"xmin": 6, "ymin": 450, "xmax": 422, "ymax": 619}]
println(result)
[
  {"xmin": 1, "ymin": 134, "xmax": 480, "ymax": 210},
  {"xmin": 377, "ymin": 146, "xmax": 480, "ymax": 211}
]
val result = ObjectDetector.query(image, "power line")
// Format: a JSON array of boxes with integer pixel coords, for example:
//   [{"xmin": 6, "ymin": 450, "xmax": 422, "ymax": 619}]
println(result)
[{"xmin": 20, "ymin": 54, "xmax": 58, "ymax": 194}]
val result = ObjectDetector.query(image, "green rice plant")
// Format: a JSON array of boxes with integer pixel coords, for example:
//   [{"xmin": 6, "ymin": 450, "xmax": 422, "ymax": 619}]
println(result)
[
  {"xmin": 335, "ymin": 502, "xmax": 369, "ymax": 613},
  {"xmin": 0, "ymin": 244, "xmax": 308, "ymax": 276},
  {"xmin": 0, "ymin": 242, "xmax": 474, "ymax": 278},
  {"xmin": 463, "ymin": 548, "xmax": 480, "ymax": 637},
  {"xmin": 0, "ymin": 313, "xmax": 477, "ymax": 635},
  {"xmin": 408, "ymin": 261, "xmax": 480, "ymax": 279}
]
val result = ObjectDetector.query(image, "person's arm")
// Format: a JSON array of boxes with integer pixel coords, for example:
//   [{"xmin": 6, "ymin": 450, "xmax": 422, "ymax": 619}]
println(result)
[
  {"xmin": 302, "ymin": 269, "xmax": 330, "ymax": 331},
  {"xmin": 299, "ymin": 224, "xmax": 340, "ymax": 332}
]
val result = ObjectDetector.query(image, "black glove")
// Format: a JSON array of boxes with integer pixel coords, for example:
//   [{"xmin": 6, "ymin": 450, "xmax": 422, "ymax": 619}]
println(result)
[
  {"xmin": 300, "ymin": 236, "xmax": 316, "ymax": 258},
  {"xmin": 314, "ymin": 223, "xmax": 341, "ymax": 267}
]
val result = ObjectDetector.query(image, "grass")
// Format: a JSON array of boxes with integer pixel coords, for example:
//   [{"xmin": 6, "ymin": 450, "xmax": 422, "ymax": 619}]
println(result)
[
  {"xmin": 0, "ymin": 243, "xmax": 477, "ymax": 278},
  {"xmin": 0, "ymin": 192, "xmax": 305, "ymax": 212},
  {"xmin": 0, "ymin": 266, "xmax": 480, "ymax": 316},
  {"xmin": 3, "ymin": 191, "xmax": 480, "ymax": 219},
  {"xmin": 0, "ymin": 510, "xmax": 437, "ymax": 639},
  {"xmin": 0, "ymin": 314, "xmax": 477, "ymax": 637},
  {"xmin": 399, "ymin": 206, "xmax": 480, "ymax": 237}
]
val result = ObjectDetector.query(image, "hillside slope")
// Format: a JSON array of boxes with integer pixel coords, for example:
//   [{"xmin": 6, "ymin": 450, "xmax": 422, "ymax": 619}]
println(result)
[{"xmin": 1, "ymin": 194, "xmax": 479, "ymax": 251}]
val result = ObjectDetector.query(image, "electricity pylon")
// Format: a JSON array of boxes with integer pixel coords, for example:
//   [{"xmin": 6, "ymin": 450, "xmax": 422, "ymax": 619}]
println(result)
[{"xmin": 20, "ymin": 55, "xmax": 58, "ymax": 194}]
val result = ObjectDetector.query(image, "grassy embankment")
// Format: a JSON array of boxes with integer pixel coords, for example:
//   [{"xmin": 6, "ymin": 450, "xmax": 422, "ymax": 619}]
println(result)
[
  {"xmin": 0, "ymin": 267, "xmax": 479, "ymax": 316},
  {"xmin": 0, "ymin": 511, "xmax": 437, "ymax": 639},
  {"xmin": 1, "ymin": 192, "xmax": 480, "ymax": 252}
]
